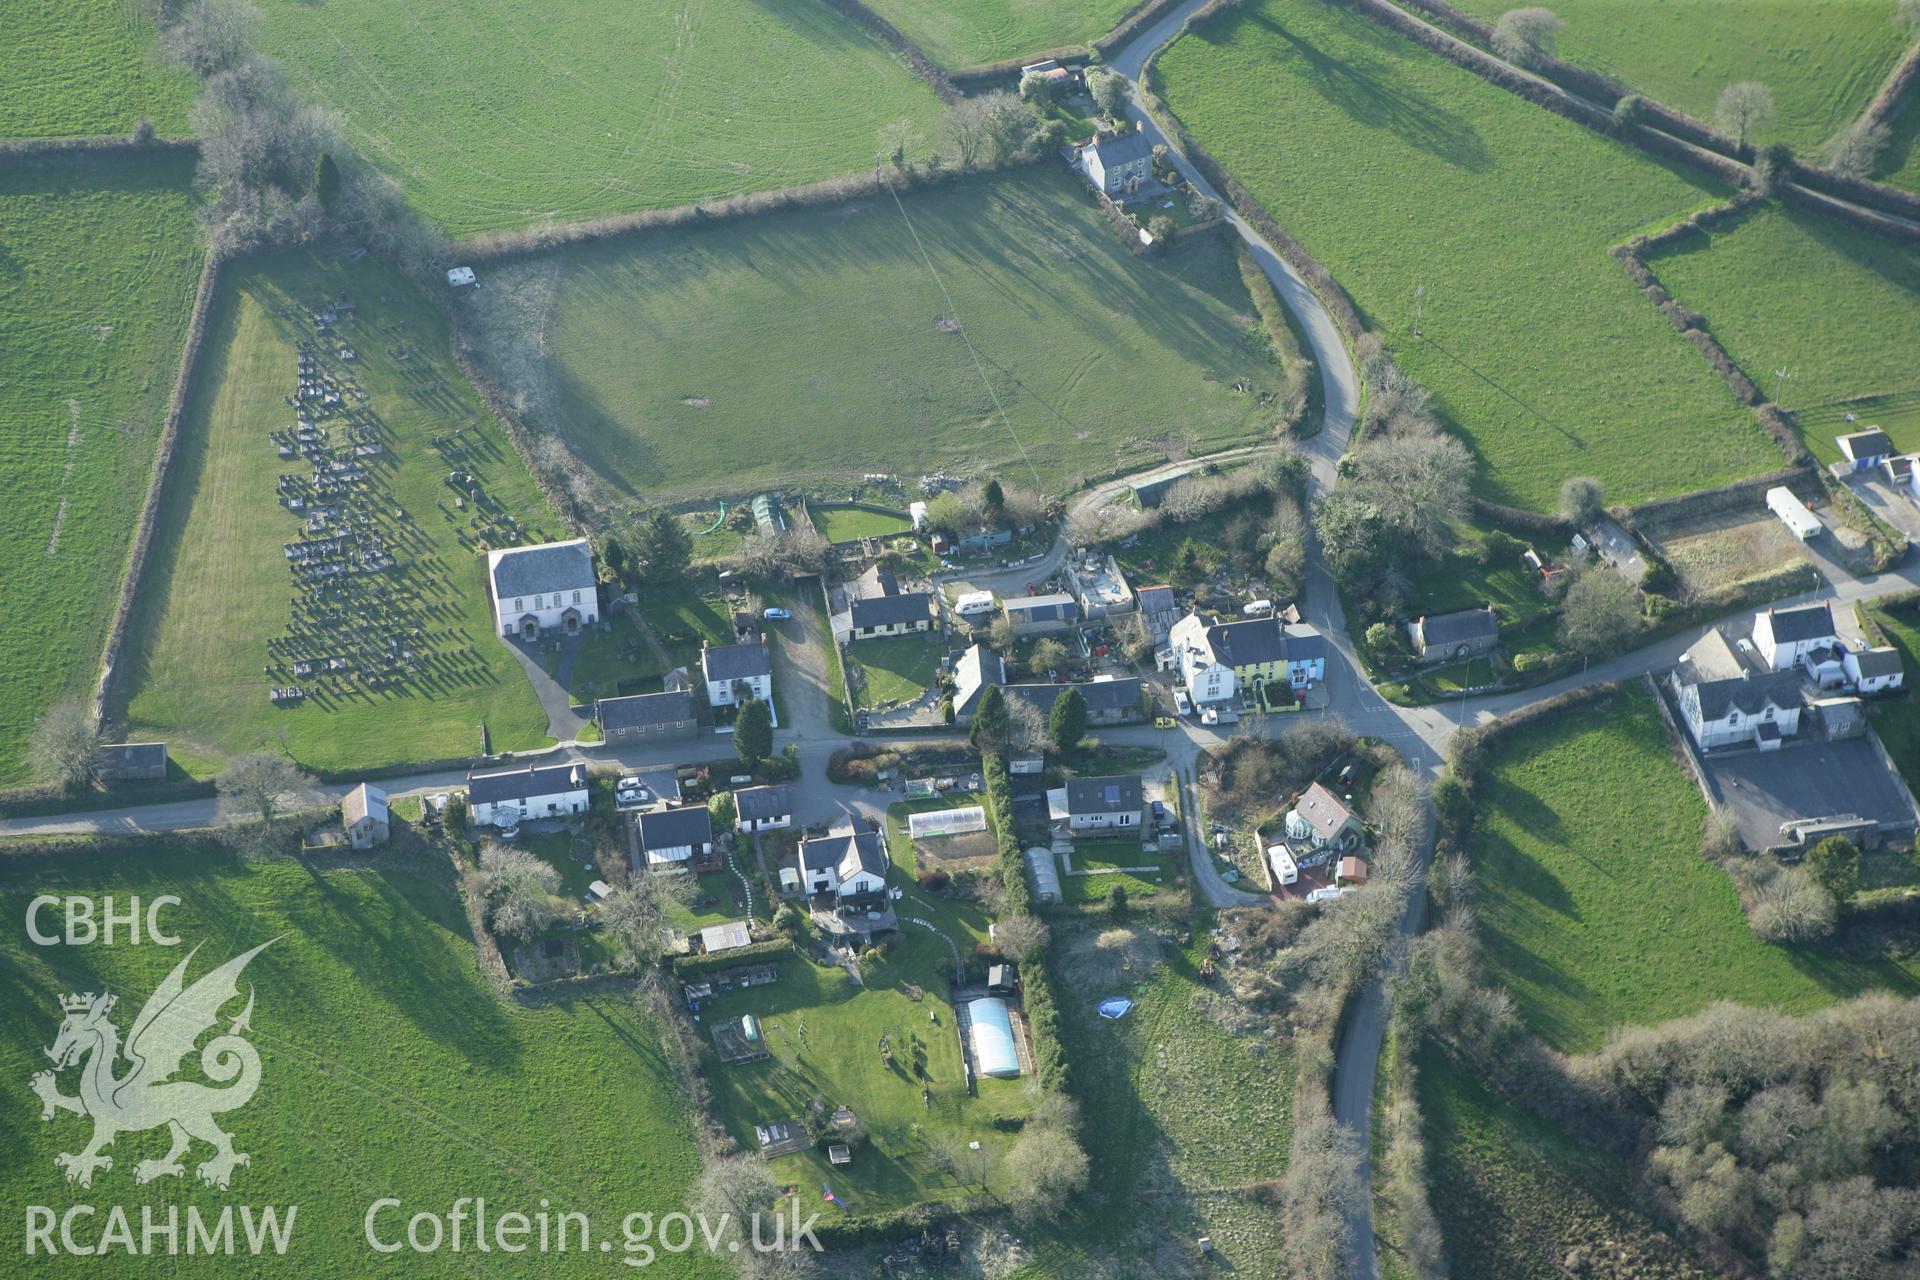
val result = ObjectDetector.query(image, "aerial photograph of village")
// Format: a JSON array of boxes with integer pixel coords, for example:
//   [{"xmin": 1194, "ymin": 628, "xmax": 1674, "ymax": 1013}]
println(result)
[{"xmin": 5, "ymin": 0, "xmax": 1920, "ymax": 1276}]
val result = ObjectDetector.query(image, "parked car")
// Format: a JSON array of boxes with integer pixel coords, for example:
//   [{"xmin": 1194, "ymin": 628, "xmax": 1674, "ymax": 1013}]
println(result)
[
  {"xmin": 1154, "ymin": 716, "xmax": 1176, "ymax": 730},
  {"xmin": 1306, "ymin": 886, "xmax": 1346, "ymax": 905},
  {"xmin": 763, "ymin": 607, "xmax": 792, "ymax": 621},
  {"xmin": 1174, "ymin": 688, "xmax": 1193, "ymax": 716}
]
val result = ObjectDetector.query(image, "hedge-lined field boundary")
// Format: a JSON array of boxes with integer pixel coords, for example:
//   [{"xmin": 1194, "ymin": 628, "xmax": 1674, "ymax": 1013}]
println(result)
[
  {"xmin": 450, "ymin": 153, "xmax": 1041, "ymax": 261},
  {"xmin": 816, "ymin": 0, "xmax": 958, "ymax": 101},
  {"xmin": 0, "ymin": 136, "xmax": 196, "ymax": 164},
  {"xmin": 94, "ymin": 245, "xmax": 226, "ymax": 728},
  {"xmin": 1388, "ymin": 0, "xmax": 1920, "ymax": 224}
]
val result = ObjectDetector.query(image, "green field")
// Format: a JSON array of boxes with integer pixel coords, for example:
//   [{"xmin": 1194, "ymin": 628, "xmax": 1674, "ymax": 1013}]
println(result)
[
  {"xmin": 1059, "ymin": 840, "xmax": 1167, "ymax": 902},
  {"xmin": 0, "ymin": 0, "xmax": 194, "ymax": 139},
  {"xmin": 0, "ymin": 153, "xmax": 204, "ymax": 783},
  {"xmin": 465, "ymin": 167, "xmax": 1288, "ymax": 501},
  {"xmin": 847, "ymin": 634, "xmax": 942, "ymax": 709},
  {"xmin": 1450, "ymin": 0, "xmax": 1910, "ymax": 155},
  {"xmin": 1013, "ymin": 923, "xmax": 1292, "ymax": 1277},
  {"xmin": 1644, "ymin": 203, "xmax": 1920, "ymax": 459},
  {"xmin": 863, "ymin": 0, "xmax": 1138, "ymax": 68},
  {"xmin": 1419, "ymin": 1047, "xmax": 1712, "ymax": 1278},
  {"xmin": 249, "ymin": 0, "xmax": 942, "ymax": 236},
  {"xmin": 1471, "ymin": 687, "xmax": 1920, "ymax": 1052},
  {"xmin": 0, "ymin": 843, "xmax": 722, "ymax": 1277},
  {"xmin": 1154, "ymin": 0, "xmax": 1777, "ymax": 511},
  {"xmin": 120, "ymin": 252, "xmax": 558, "ymax": 776}
]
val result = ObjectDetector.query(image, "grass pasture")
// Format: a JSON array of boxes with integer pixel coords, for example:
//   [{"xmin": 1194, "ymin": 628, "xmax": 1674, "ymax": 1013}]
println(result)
[
  {"xmin": 1470, "ymin": 686, "xmax": 1920, "ymax": 1052},
  {"xmin": 0, "ymin": 0, "xmax": 194, "ymax": 139},
  {"xmin": 1449, "ymin": 0, "xmax": 1910, "ymax": 155},
  {"xmin": 1882, "ymin": 87, "xmax": 1920, "ymax": 192},
  {"xmin": 119, "ymin": 252, "xmax": 557, "ymax": 776},
  {"xmin": 465, "ymin": 167, "xmax": 1288, "ymax": 502},
  {"xmin": 1153, "ymin": 0, "xmax": 1775, "ymax": 511},
  {"xmin": 1419, "ymin": 1046, "xmax": 1713, "ymax": 1278},
  {"xmin": 0, "ymin": 843, "xmax": 723, "ymax": 1278},
  {"xmin": 0, "ymin": 152, "xmax": 204, "ymax": 783},
  {"xmin": 862, "ymin": 0, "xmax": 1138, "ymax": 69},
  {"xmin": 1643, "ymin": 204, "xmax": 1920, "ymax": 460},
  {"xmin": 1012, "ymin": 922, "xmax": 1292, "ymax": 1277},
  {"xmin": 249, "ymin": 0, "xmax": 943, "ymax": 236}
]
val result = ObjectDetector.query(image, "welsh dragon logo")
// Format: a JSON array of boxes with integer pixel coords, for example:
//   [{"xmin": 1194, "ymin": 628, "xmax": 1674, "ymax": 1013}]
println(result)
[{"xmin": 31, "ymin": 940, "xmax": 275, "ymax": 1190}]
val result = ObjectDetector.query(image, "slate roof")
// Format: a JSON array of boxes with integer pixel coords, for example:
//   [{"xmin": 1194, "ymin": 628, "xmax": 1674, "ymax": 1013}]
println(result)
[
  {"xmin": 1205, "ymin": 617, "xmax": 1287, "ymax": 666},
  {"xmin": 1066, "ymin": 775, "xmax": 1142, "ymax": 816},
  {"xmin": 855, "ymin": 565, "xmax": 899, "ymax": 599},
  {"xmin": 637, "ymin": 806, "xmax": 713, "ymax": 851},
  {"xmin": 1284, "ymin": 623, "xmax": 1327, "ymax": 663},
  {"xmin": 1839, "ymin": 428, "xmax": 1893, "ymax": 461},
  {"xmin": 468, "ymin": 762, "xmax": 587, "ymax": 805},
  {"xmin": 953, "ymin": 644, "xmax": 1004, "ymax": 716},
  {"xmin": 1294, "ymin": 782, "xmax": 1357, "ymax": 842},
  {"xmin": 598, "ymin": 689, "xmax": 697, "ymax": 731},
  {"xmin": 96, "ymin": 742, "xmax": 167, "ymax": 772},
  {"xmin": 1417, "ymin": 607, "xmax": 1499, "ymax": 649},
  {"xmin": 1136, "ymin": 585, "xmax": 1177, "ymax": 616},
  {"xmin": 734, "ymin": 783, "xmax": 792, "ymax": 822},
  {"xmin": 850, "ymin": 593, "xmax": 932, "ymax": 628},
  {"xmin": 1763, "ymin": 602, "xmax": 1836, "ymax": 644},
  {"xmin": 800, "ymin": 828, "xmax": 889, "ymax": 884},
  {"xmin": 342, "ymin": 782, "xmax": 388, "ymax": 828},
  {"xmin": 1005, "ymin": 592, "xmax": 1077, "ymax": 617},
  {"xmin": 490, "ymin": 539, "xmax": 594, "ymax": 600},
  {"xmin": 1851, "ymin": 646, "xmax": 1904, "ymax": 679},
  {"xmin": 1006, "ymin": 677, "xmax": 1143, "ymax": 716},
  {"xmin": 1692, "ymin": 670, "xmax": 1805, "ymax": 722},
  {"xmin": 703, "ymin": 641, "xmax": 772, "ymax": 681},
  {"xmin": 1089, "ymin": 129, "xmax": 1153, "ymax": 167}
]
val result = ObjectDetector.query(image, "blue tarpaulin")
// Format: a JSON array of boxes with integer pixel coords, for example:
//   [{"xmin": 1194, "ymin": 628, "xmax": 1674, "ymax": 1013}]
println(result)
[{"xmin": 1097, "ymin": 998, "xmax": 1134, "ymax": 1020}]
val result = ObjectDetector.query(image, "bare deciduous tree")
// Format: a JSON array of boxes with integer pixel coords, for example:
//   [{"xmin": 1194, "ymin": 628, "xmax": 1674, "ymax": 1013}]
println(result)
[
  {"xmin": 1349, "ymin": 431, "xmax": 1473, "ymax": 557},
  {"xmin": 1558, "ymin": 567, "xmax": 1642, "ymax": 658},
  {"xmin": 1559, "ymin": 475, "xmax": 1604, "ymax": 527},
  {"xmin": 1492, "ymin": 7, "xmax": 1565, "ymax": 67},
  {"xmin": 160, "ymin": 0, "xmax": 259, "ymax": 76},
  {"xmin": 602, "ymin": 874, "xmax": 692, "ymax": 967},
  {"xmin": 994, "ymin": 914, "xmax": 1050, "ymax": 962},
  {"xmin": 1281, "ymin": 1115, "xmax": 1366, "ymax": 1279},
  {"xmin": 216, "ymin": 750, "xmax": 318, "ymax": 827},
  {"xmin": 475, "ymin": 843, "xmax": 563, "ymax": 943},
  {"xmin": 1715, "ymin": 82, "xmax": 1776, "ymax": 151},
  {"xmin": 1824, "ymin": 118, "xmax": 1889, "ymax": 181},
  {"xmin": 1001, "ymin": 1102, "xmax": 1088, "ymax": 1221},
  {"xmin": 29, "ymin": 696, "xmax": 103, "ymax": 792}
]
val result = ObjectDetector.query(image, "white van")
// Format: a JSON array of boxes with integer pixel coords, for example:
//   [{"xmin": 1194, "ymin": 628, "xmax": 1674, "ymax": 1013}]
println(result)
[
  {"xmin": 1306, "ymin": 886, "xmax": 1345, "ymax": 905},
  {"xmin": 1242, "ymin": 599, "xmax": 1274, "ymax": 616}
]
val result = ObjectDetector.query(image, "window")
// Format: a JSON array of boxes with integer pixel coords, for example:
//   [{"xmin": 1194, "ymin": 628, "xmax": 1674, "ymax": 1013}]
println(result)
[
  {"xmin": 573, "ymin": 591, "xmax": 581, "ymax": 605},
  {"xmin": 515, "ymin": 598, "xmax": 523, "ymax": 612}
]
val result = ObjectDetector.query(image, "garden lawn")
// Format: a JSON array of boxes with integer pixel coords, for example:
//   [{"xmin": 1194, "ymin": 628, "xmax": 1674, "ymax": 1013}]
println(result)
[
  {"xmin": 1866, "ymin": 606, "xmax": 1920, "ymax": 793},
  {"xmin": 638, "ymin": 583, "xmax": 736, "ymax": 674},
  {"xmin": 1419, "ymin": 1046, "xmax": 1713, "ymax": 1278},
  {"xmin": 1012, "ymin": 921, "xmax": 1292, "ymax": 1277},
  {"xmin": 1154, "ymin": 0, "xmax": 1773, "ymax": 511},
  {"xmin": 0, "ymin": 152, "xmax": 203, "ymax": 783},
  {"xmin": 0, "ymin": 1, "xmax": 193, "ymax": 138},
  {"xmin": 249, "ymin": 0, "xmax": 942, "ymax": 236},
  {"xmin": 862, "ymin": 0, "xmax": 1138, "ymax": 68},
  {"xmin": 1471, "ymin": 686, "xmax": 1920, "ymax": 1053},
  {"xmin": 1644, "ymin": 203, "xmax": 1920, "ymax": 460},
  {"xmin": 1060, "ymin": 840, "xmax": 1167, "ymax": 903},
  {"xmin": 119, "ymin": 251, "xmax": 557, "ymax": 776},
  {"xmin": 1413, "ymin": 531, "xmax": 1553, "ymax": 627},
  {"xmin": 467, "ymin": 166, "xmax": 1286, "ymax": 502},
  {"xmin": 0, "ymin": 842, "xmax": 722, "ymax": 1278},
  {"xmin": 568, "ymin": 615, "xmax": 663, "ymax": 704},
  {"xmin": 848, "ymin": 634, "xmax": 943, "ymax": 709},
  {"xmin": 1449, "ymin": 0, "xmax": 1910, "ymax": 155},
  {"xmin": 810, "ymin": 504, "xmax": 913, "ymax": 543}
]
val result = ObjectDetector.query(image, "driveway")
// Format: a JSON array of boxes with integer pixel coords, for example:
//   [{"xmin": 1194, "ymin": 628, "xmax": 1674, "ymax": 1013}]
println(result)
[{"xmin": 503, "ymin": 634, "xmax": 588, "ymax": 741}]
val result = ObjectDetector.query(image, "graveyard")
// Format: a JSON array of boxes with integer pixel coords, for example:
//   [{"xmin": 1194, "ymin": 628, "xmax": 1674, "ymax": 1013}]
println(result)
[{"xmin": 118, "ymin": 253, "xmax": 560, "ymax": 776}]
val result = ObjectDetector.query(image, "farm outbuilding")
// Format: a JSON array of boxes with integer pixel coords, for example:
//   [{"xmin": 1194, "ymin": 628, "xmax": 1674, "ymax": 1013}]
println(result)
[{"xmin": 967, "ymin": 997, "xmax": 1021, "ymax": 1078}]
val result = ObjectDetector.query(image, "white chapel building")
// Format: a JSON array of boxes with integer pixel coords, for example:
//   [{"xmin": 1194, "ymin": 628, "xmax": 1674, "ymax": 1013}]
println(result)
[{"xmin": 487, "ymin": 539, "xmax": 599, "ymax": 640}]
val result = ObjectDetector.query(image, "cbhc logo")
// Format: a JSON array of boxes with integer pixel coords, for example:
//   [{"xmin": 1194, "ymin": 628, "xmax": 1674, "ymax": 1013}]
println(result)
[{"xmin": 26, "ymin": 896, "xmax": 181, "ymax": 946}]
